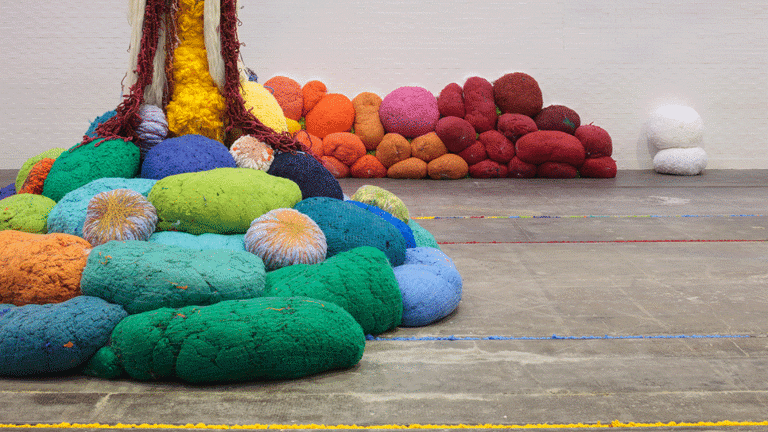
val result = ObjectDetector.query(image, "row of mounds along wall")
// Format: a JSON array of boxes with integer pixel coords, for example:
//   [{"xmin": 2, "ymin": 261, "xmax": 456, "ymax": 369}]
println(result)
[{"xmin": 263, "ymin": 72, "xmax": 617, "ymax": 180}]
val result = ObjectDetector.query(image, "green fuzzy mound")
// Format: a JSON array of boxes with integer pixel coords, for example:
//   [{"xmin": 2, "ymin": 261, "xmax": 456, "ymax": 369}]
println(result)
[
  {"xmin": 15, "ymin": 147, "xmax": 66, "ymax": 193},
  {"xmin": 408, "ymin": 219, "xmax": 441, "ymax": 249},
  {"xmin": 0, "ymin": 194, "xmax": 56, "ymax": 234},
  {"xmin": 85, "ymin": 296, "xmax": 365, "ymax": 382},
  {"xmin": 80, "ymin": 240, "xmax": 266, "ymax": 314},
  {"xmin": 42, "ymin": 140, "xmax": 140, "ymax": 202},
  {"xmin": 351, "ymin": 185, "xmax": 410, "ymax": 223},
  {"xmin": 264, "ymin": 246, "xmax": 402, "ymax": 335},
  {"xmin": 148, "ymin": 168, "xmax": 302, "ymax": 235}
]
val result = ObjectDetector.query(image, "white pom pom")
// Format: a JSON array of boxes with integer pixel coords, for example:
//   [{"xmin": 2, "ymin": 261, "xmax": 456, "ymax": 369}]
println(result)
[
  {"xmin": 653, "ymin": 147, "xmax": 708, "ymax": 176},
  {"xmin": 229, "ymin": 135, "xmax": 275, "ymax": 171},
  {"xmin": 647, "ymin": 105, "xmax": 703, "ymax": 150}
]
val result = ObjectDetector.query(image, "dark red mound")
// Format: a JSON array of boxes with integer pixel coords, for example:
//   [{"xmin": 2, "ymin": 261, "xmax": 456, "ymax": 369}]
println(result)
[
  {"xmin": 575, "ymin": 124, "xmax": 612, "ymax": 158},
  {"xmin": 437, "ymin": 83, "xmax": 465, "ymax": 119},
  {"xmin": 534, "ymin": 105, "xmax": 581, "ymax": 135},
  {"xmin": 506, "ymin": 157, "xmax": 537, "ymax": 178},
  {"xmin": 493, "ymin": 72, "xmax": 543, "ymax": 118},
  {"xmin": 463, "ymin": 77, "xmax": 498, "ymax": 133},
  {"xmin": 457, "ymin": 140, "xmax": 487, "ymax": 166},
  {"xmin": 579, "ymin": 156, "xmax": 617, "ymax": 178},
  {"xmin": 515, "ymin": 130, "xmax": 585, "ymax": 166},
  {"xmin": 479, "ymin": 130, "xmax": 515, "ymax": 164},
  {"xmin": 469, "ymin": 159, "xmax": 507, "ymax": 178},
  {"xmin": 435, "ymin": 116, "xmax": 476, "ymax": 154}
]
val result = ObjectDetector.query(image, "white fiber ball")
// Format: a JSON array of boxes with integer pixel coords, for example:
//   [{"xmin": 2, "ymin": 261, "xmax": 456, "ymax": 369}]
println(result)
[
  {"xmin": 653, "ymin": 147, "xmax": 708, "ymax": 176},
  {"xmin": 647, "ymin": 105, "xmax": 704, "ymax": 150}
]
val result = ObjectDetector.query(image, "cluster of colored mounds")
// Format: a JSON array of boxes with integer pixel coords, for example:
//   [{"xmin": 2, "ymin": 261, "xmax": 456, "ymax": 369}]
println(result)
[{"xmin": 263, "ymin": 73, "xmax": 617, "ymax": 179}]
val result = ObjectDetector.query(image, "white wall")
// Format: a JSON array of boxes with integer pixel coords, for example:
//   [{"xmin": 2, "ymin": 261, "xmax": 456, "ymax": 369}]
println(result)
[{"xmin": 1, "ymin": 0, "xmax": 766, "ymax": 171}]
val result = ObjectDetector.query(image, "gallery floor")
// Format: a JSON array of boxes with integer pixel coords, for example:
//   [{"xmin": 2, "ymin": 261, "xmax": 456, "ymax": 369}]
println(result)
[{"xmin": 0, "ymin": 169, "xmax": 766, "ymax": 431}]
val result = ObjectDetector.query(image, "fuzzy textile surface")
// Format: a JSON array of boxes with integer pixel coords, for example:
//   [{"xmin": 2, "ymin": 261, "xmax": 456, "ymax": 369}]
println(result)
[
  {"xmin": 46, "ymin": 178, "xmax": 157, "ymax": 237},
  {"xmin": 82, "ymin": 189, "xmax": 158, "ymax": 246},
  {"xmin": 245, "ymin": 208, "xmax": 327, "ymax": 271},
  {"xmin": 264, "ymin": 246, "xmax": 402, "ymax": 335},
  {"xmin": 84, "ymin": 296, "xmax": 365, "ymax": 382},
  {"xmin": 266, "ymin": 151, "xmax": 344, "ymax": 200},
  {"xmin": 140, "ymin": 134, "xmax": 236, "ymax": 180},
  {"xmin": 394, "ymin": 247, "xmax": 463, "ymax": 327},
  {"xmin": 0, "ymin": 296, "xmax": 127, "ymax": 376},
  {"xmin": 0, "ymin": 231, "xmax": 91, "ymax": 306},
  {"xmin": 0, "ymin": 194, "xmax": 56, "ymax": 234},
  {"xmin": 80, "ymin": 240, "xmax": 266, "ymax": 314},
  {"xmin": 147, "ymin": 167, "xmax": 302, "ymax": 235},
  {"xmin": 42, "ymin": 140, "xmax": 140, "ymax": 203},
  {"xmin": 379, "ymin": 86, "xmax": 440, "ymax": 138},
  {"xmin": 148, "ymin": 231, "xmax": 246, "ymax": 251},
  {"xmin": 347, "ymin": 201, "xmax": 416, "ymax": 249},
  {"xmin": 294, "ymin": 197, "xmax": 406, "ymax": 266}
]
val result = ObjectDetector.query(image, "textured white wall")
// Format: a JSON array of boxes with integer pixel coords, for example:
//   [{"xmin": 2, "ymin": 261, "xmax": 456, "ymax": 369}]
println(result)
[{"xmin": 1, "ymin": 0, "xmax": 766, "ymax": 170}]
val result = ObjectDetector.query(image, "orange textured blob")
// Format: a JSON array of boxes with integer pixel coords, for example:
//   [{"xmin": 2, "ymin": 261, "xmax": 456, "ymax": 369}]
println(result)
[
  {"xmin": 302, "ymin": 80, "xmax": 327, "ymax": 116},
  {"xmin": 19, "ymin": 158, "xmax": 55, "ymax": 195},
  {"xmin": 322, "ymin": 132, "xmax": 366, "ymax": 166},
  {"xmin": 0, "ymin": 230, "xmax": 91, "ymax": 305},
  {"xmin": 352, "ymin": 92, "xmax": 385, "ymax": 151},
  {"xmin": 375, "ymin": 133, "xmax": 411, "ymax": 168},
  {"xmin": 263, "ymin": 76, "xmax": 304, "ymax": 121},
  {"xmin": 305, "ymin": 93, "xmax": 355, "ymax": 139},
  {"xmin": 427, "ymin": 154, "xmax": 469, "ymax": 180},
  {"xmin": 411, "ymin": 132, "xmax": 448, "ymax": 162},
  {"xmin": 350, "ymin": 155, "xmax": 387, "ymax": 178},
  {"xmin": 320, "ymin": 156, "xmax": 350, "ymax": 178},
  {"xmin": 387, "ymin": 157, "xmax": 428, "ymax": 179},
  {"xmin": 294, "ymin": 130, "xmax": 324, "ymax": 158}
]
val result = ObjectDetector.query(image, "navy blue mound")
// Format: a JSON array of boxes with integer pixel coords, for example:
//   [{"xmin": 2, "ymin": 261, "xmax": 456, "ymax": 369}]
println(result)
[
  {"xmin": 267, "ymin": 151, "xmax": 343, "ymax": 200},
  {"xmin": 347, "ymin": 200, "xmax": 416, "ymax": 248},
  {"xmin": 294, "ymin": 197, "xmax": 406, "ymax": 266},
  {"xmin": 0, "ymin": 296, "xmax": 127, "ymax": 376},
  {"xmin": 140, "ymin": 134, "xmax": 236, "ymax": 180},
  {"xmin": 0, "ymin": 183, "xmax": 15, "ymax": 200}
]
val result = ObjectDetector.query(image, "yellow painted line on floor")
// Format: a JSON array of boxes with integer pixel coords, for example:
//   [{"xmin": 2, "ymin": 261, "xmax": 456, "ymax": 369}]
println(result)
[{"xmin": 0, "ymin": 420, "xmax": 767, "ymax": 429}]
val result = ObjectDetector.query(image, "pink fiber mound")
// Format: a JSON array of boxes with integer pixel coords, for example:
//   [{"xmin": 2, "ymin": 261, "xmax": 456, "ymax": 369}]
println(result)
[{"xmin": 379, "ymin": 86, "xmax": 440, "ymax": 138}]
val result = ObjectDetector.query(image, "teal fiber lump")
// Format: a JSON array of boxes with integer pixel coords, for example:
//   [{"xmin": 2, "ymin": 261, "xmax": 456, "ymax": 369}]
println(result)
[
  {"xmin": 80, "ymin": 241, "xmax": 266, "ymax": 314},
  {"xmin": 294, "ymin": 197, "xmax": 406, "ymax": 266},
  {"xmin": 347, "ymin": 200, "xmax": 416, "ymax": 248},
  {"xmin": 46, "ymin": 177, "xmax": 157, "ymax": 237},
  {"xmin": 0, "ymin": 296, "xmax": 127, "ymax": 376},
  {"xmin": 264, "ymin": 246, "xmax": 403, "ymax": 335},
  {"xmin": 85, "ymin": 296, "xmax": 365, "ymax": 382}
]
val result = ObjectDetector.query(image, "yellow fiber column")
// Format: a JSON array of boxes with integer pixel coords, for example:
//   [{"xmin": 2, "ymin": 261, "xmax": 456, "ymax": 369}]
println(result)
[{"xmin": 166, "ymin": 0, "xmax": 227, "ymax": 141}]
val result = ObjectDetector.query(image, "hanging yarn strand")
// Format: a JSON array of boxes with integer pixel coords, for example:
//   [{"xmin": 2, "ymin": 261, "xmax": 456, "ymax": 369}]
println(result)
[
  {"xmin": 74, "ymin": 0, "xmax": 169, "ymax": 150},
  {"xmin": 218, "ymin": 0, "xmax": 307, "ymax": 154}
]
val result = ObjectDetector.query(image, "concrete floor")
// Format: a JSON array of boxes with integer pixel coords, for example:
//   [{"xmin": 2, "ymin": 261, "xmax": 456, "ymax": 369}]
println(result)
[{"xmin": 0, "ymin": 169, "xmax": 767, "ymax": 431}]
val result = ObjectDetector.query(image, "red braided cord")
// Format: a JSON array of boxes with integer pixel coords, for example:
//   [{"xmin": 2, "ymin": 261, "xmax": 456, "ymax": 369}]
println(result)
[
  {"xmin": 74, "ymin": 0, "xmax": 168, "ymax": 150},
  {"xmin": 219, "ymin": 0, "xmax": 307, "ymax": 154}
]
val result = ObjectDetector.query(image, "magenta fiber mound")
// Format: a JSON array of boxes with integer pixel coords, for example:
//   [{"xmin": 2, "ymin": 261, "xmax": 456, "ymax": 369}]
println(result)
[{"xmin": 379, "ymin": 86, "xmax": 440, "ymax": 138}]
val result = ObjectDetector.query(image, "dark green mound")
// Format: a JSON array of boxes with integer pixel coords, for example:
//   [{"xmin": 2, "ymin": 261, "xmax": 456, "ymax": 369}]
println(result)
[
  {"xmin": 85, "ymin": 296, "xmax": 365, "ymax": 382},
  {"xmin": 42, "ymin": 139, "xmax": 140, "ymax": 202},
  {"xmin": 265, "ymin": 246, "xmax": 402, "ymax": 335}
]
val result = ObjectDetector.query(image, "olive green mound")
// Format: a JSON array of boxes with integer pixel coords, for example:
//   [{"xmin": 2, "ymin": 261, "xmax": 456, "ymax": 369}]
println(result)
[
  {"xmin": 148, "ymin": 168, "xmax": 302, "ymax": 235},
  {"xmin": 264, "ymin": 246, "xmax": 402, "ymax": 335},
  {"xmin": 84, "ymin": 296, "xmax": 365, "ymax": 382}
]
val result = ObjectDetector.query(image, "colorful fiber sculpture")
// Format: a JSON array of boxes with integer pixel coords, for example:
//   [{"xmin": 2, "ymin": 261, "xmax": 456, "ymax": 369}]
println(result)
[
  {"xmin": 135, "ymin": 104, "xmax": 168, "ymax": 160},
  {"xmin": 244, "ymin": 208, "xmax": 327, "ymax": 271},
  {"xmin": 82, "ymin": 189, "xmax": 158, "ymax": 246},
  {"xmin": 230, "ymin": 135, "xmax": 275, "ymax": 171},
  {"xmin": 78, "ymin": 0, "xmax": 306, "ymax": 154}
]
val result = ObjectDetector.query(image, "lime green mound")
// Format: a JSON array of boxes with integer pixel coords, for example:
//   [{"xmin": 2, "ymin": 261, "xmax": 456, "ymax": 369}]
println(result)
[
  {"xmin": 84, "ymin": 296, "xmax": 365, "ymax": 382},
  {"xmin": 0, "ymin": 194, "xmax": 56, "ymax": 234},
  {"xmin": 264, "ymin": 246, "xmax": 402, "ymax": 335},
  {"xmin": 408, "ymin": 219, "xmax": 441, "ymax": 249},
  {"xmin": 148, "ymin": 168, "xmax": 302, "ymax": 235},
  {"xmin": 351, "ymin": 185, "xmax": 410, "ymax": 223},
  {"xmin": 15, "ymin": 148, "xmax": 67, "ymax": 193},
  {"xmin": 80, "ymin": 240, "xmax": 266, "ymax": 314},
  {"xmin": 42, "ymin": 140, "xmax": 140, "ymax": 202}
]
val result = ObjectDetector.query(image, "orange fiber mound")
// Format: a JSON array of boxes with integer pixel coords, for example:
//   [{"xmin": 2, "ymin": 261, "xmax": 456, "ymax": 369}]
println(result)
[
  {"xmin": 19, "ymin": 158, "xmax": 56, "ymax": 195},
  {"xmin": 302, "ymin": 80, "xmax": 327, "ymax": 117},
  {"xmin": 294, "ymin": 130, "xmax": 324, "ymax": 158},
  {"xmin": 305, "ymin": 93, "xmax": 355, "ymax": 139},
  {"xmin": 322, "ymin": 132, "xmax": 366, "ymax": 166},
  {"xmin": 0, "ymin": 230, "xmax": 91, "ymax": 305},
  {"xmin": 350, "ymin": 155, "xmax": 387, "ymax": 178},
  {"xmin": 375, "ymin": 133, "xmax": 411, "ymax": 168},
  {"xmin": 320, "ymin": 155, "xmax": 350, "ymax": 178},
  {"xmin": 264, "ymin": 76, "xmax": 303, "ymax": 121}
]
